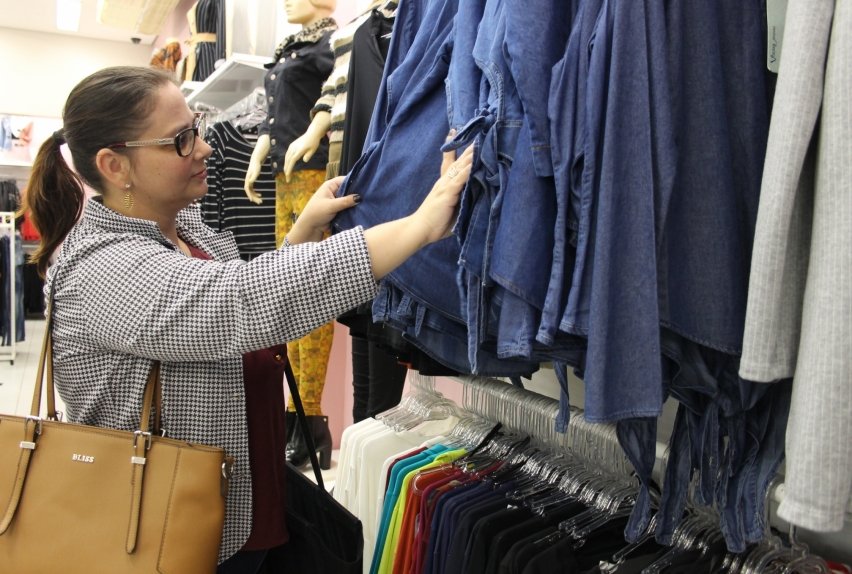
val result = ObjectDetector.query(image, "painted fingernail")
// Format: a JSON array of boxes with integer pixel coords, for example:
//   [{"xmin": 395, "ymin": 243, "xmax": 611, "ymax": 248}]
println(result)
[{"xmin": 353, "ymin": 194, "xmax": 361, "ymax": 203}]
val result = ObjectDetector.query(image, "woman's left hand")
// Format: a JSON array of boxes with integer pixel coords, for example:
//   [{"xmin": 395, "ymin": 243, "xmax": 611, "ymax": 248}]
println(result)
[{"xmin": 284, "ymin": 176, "xmax": 359, "ymax": 245}]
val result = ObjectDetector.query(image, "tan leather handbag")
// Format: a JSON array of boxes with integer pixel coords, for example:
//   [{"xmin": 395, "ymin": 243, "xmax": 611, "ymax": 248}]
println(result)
[{"xmin": 0, "ymin": 305, "xmax": 232, "ymax": 573}]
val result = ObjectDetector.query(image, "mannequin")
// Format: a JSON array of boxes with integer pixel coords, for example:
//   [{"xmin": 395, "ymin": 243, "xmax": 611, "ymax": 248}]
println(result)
[
  {"xmin": 186, "ymin": 0, "xmax": 226, "ymax": 82},
  {"xmin": 284, "ymin": 1, "xmax": 410, "ymax": 428},
  {"xmin": 245, "ymin": 0, "xmax": 338, "ymax": 469},
  {"xmin": 282, "ymin": 0, "xmax": 385, "ymax": 181}
]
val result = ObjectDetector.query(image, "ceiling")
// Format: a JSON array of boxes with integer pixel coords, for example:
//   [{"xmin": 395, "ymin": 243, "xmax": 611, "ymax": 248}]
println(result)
[{"xmin": 0, "ymin": 0, "xmax": 160, "ymax": 45}]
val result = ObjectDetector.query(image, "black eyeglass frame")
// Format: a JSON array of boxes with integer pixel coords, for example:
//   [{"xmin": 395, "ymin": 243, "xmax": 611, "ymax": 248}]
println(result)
[{"xmin": 107, "ymin": 113, "xmax": 206, "ymax": 157}]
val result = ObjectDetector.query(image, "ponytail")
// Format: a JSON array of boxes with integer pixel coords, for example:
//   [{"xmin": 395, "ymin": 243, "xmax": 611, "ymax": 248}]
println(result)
[{"xmin": 22, "ymin": 131, "xmax": 85, "ymax": 277}]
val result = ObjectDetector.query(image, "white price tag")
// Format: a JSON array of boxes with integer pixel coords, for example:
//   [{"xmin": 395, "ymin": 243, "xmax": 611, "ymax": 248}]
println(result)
[{"xmin": 767, "ymin": 0, "xmax": 789, "ymax": 73}]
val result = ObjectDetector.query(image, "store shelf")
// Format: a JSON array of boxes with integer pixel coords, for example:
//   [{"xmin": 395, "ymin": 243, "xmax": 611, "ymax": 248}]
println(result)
[{"xmin": 184, "ymin": 53, "xmax": 269, "ymax": 112}]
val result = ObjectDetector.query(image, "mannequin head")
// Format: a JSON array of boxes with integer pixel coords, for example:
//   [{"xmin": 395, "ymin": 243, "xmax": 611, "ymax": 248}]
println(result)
[{"xmin": 284, "ymin": 0, "xmax": 336, "ymax": 26}]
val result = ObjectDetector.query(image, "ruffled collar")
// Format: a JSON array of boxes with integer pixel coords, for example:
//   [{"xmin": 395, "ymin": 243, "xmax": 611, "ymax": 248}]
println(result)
[{"xmin": 273, "ymin": 17, "xmax": 337, "ymax": 61}]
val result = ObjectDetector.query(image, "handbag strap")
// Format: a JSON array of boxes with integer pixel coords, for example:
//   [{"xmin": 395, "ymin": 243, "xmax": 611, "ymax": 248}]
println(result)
[
  {"xmin": 283, "ymin": 359, "xmax": 325, "ymax": 490},
  {"xmin": 7, "ymin": 282, "xmax": 162, "ymax": 553},
  {"xmin": 31, "ymin": 287, "xmax": 162, "ymax": 432}
]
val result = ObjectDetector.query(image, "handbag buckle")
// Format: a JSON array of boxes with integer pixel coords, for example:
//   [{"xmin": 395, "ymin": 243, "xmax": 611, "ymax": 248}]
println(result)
[
  {"xmin": 20, "ymin": 416, "xmax": 42, "ymax": 450},
  {"xmin": 133, "ymin": 430, "xmax": 153, "ymax": 451},
  {"xmin": 24, "ymin": 415, "xmax": 42, "ymax": 437}
]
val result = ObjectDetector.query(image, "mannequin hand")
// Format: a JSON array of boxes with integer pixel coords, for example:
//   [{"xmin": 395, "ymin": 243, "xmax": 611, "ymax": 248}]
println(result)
[
  {"xmin": 285, "ymin": 176, "xmax": 360, "ymax": 245},
  {"xmin": 244, "ymin": 134, "xmax": 271, "ymax": 205},
  {"xmin": 244, "ymin": 159, "xmax": 263, "ymax": 204},
  {"xmin": 411, "ymin": 143, "xmax": 474, "ymax": 245},
  {"xmin": 284, "ymin": 132, "xmax": 322, "ymax": 183}
]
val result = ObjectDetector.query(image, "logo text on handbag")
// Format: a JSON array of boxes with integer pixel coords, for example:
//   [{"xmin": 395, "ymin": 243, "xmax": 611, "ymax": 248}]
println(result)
[{"xmin": 72, "ymin": 453, "xmax": 95, "ymax": 463}]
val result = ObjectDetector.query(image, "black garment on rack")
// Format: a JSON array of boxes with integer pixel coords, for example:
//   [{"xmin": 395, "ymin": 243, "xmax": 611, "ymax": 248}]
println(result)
[
  {"xmin": 202, "ymin": 121, "xmax": 276, "ymax": 257},
  {"xmin": 339, "ymin": 9, "xmax": 395, "ymax": 175},
  {"xmin": 0, "ymin": 180, "xmax": 20, "ymax": 211}
]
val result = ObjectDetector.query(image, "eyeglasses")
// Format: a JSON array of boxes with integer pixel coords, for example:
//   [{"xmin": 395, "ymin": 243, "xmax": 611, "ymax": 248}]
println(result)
[{"xmin": 107, "ymin": 113, "xmax": 206, "ymax": 157}]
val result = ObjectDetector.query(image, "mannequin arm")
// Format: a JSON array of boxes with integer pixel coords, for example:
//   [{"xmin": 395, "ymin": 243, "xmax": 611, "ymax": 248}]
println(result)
[
  {"xmin": 244, "ymin": 134, "xmax": 271, "ymax": 204},
  {"xmin": 284, "ymin": 111, "xmax": 331, "ymax": 183}
]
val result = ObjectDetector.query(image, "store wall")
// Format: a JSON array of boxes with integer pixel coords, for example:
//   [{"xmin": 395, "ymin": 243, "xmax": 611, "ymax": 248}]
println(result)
[{"xmin": 0, "ymin": 27, "xmax": 151, "ymax": 118}]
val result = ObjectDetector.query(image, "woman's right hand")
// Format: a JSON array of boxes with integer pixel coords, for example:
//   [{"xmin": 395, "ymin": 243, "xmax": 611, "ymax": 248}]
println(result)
[{"xmin": 411, "ymin": 143, "xmax": 474, "ymax": 245}]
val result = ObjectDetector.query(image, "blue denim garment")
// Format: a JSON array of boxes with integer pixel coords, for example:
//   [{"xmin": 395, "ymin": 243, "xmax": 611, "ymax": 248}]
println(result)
[
  {"xmin": 538, "ymin": 0, "xmax": 602, "ymax": 347},
  {"xmin": 444, "ymin": 0, "xmax": 520, "ymax": 373},
  {"xmin": 503, "ymin": 0, "xmax": 580, "ymax": 178},
  {"xmin": 487, "ymin": 285, "xmax": 584, "ymax": 430},
  {"xmin": 656, "ymin": 0, "xmax": 769, "ymax": 354},
  {"xmin": 447, "ymin": 0, "xmax": 577, "ymax": 373},
  {"xmin": 333, "ymin": 0, "xmax": 540, "ymax": 377},
  {"xmin": 652, "ymin": 0, "xmax": 771, "ymax": 551},
  {"xmin": 616, "ymin": 416, "xmax": 658, "ymax": 540},
  {"xmin": 489, "ymin": 124, "xmax": 592, "ymax": 382},
  {"xmin": 372, "ymin": 282, "xmax": 539, "ymax": 377},
  {"xmin": 735, "ymin": 382, "xmax": 790, "ymax": 544},
  {"xmin": 491, "ymin": 285, "xmax": 586, "ymax": 365},
  {"xmin": 445, "ymin": 0, "xmax": 488, "ymax": 131},
  {"xmin": 334, "ymin": 0, "xmax": 461, "ymax": 322},
  {"xmin": 562, "ymin": 0, "xmax": 670, "ymax": 423},
  {"xmin": 489, "ymin": 123, "xmax": 555, "ymax": 323},
  {"xmin": 712, "ymin": 380, "xmax": 789, "ymax": 552},
  {"xmin": 644, "ymin": 333, "xmax": 789, "ymax": 553}
]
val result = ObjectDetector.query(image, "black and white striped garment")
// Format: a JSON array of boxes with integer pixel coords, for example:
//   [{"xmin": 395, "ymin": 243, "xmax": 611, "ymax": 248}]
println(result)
[
  {"xmin": 44, "ymin": 197, "xmax": 377, "ymax": 563},
  {"xmin": 202, "ymin": 120, "xmax": 277, "ymax": 257},
  {"xmin": 191, "ymin": 0, "xmax": 226, "ymax": 82}
]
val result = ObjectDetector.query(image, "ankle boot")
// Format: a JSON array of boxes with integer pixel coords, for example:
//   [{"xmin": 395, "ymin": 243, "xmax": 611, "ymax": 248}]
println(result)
[
  {"xmin": 286, "ymin": 415, "xmax": 332, "ymax": 470},
  {"xmin": 284, "ymin": 411, "xmax": 297, "ymax": 446}
]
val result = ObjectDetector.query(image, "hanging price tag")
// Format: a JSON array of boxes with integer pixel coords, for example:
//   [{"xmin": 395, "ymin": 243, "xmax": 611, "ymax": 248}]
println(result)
[{"xmin": 767, "ymin": 0, "xmax": 789, "ymax": 73}]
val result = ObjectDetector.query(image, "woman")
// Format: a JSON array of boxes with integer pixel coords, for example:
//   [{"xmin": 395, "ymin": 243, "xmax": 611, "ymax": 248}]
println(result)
[{"xmin": 24, "ymin": 65, "xmax": 472, "ymax": 573}]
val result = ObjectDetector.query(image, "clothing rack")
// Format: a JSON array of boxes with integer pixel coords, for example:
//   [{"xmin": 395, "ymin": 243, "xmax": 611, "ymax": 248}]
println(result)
[
  {"xmin": 418, "ymin": 373, "xmax": 852, "ymax": 564},
  {"xmin": 429, "ymin": 374, "xmax": 634, "ymax": 479},
  {"xmin": 0, "ymin": 211, "xmax": 16, "ymax": 364}
]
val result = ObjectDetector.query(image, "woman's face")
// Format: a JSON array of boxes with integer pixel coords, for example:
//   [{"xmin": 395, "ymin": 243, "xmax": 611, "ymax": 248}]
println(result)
[{"xmin": 121, "ymin": 82, "xmax": 212, "ymax": 217}]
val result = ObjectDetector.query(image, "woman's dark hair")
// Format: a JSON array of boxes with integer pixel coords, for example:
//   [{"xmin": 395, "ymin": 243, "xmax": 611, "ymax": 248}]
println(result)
[{"xmin": 23, "ymin": 66, "xmax": 175, "ymax": 276}]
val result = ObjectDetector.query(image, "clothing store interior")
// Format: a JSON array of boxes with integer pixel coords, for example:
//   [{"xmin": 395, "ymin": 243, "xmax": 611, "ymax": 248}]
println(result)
[{"xmin": 0, "ymin": 0, "xmax": 850, "ymax": 572}]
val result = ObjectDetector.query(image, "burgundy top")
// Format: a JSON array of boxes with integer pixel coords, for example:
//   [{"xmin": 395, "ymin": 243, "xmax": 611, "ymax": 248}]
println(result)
[{"xmin": 187, "ymin": 244, "xmax": 288, "ymax": 550}]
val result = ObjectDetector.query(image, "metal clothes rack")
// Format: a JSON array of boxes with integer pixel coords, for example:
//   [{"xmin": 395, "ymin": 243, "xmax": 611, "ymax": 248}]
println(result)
[
  {"xmin": 0, "ymin": 211, "xmax": 16, "ymax": 364},
  {"xmin": 414, "ymin": 373, "xmax": 852, "ymax": 564},
  {"xmin": 411, "ymin": 373, "xmax": 633, "ymax": 479}
]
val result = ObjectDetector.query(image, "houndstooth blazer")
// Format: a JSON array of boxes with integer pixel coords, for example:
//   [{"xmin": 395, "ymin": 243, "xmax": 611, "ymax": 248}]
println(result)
[{"xmin": 44, "ymin": 197, "xmax": 377, "ymax": 562}]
